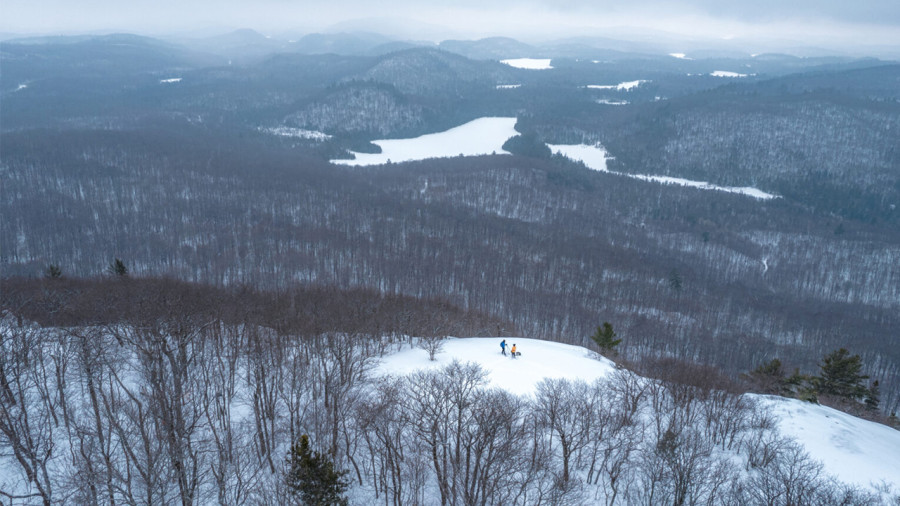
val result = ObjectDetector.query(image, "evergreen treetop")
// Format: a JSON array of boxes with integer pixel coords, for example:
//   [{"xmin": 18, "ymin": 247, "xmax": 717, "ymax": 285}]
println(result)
[
  {"xmin": 813, "ymin": 348, "xmax": 869, "ymax": 400},
  {"xmin": 286, "ymin": 434, "xmax": 350, "ymax": 506},
  {"xmin": 591, "ymin": 322, "xmax": 621, "ymax": 357}
]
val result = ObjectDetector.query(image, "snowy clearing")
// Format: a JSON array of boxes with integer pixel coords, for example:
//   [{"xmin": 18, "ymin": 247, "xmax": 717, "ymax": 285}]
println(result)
[
  {"xmin": 500, "ymin": 58, "xmax": 553, "ymax": 70},
  {"xmin": 496, "ymin": 84, "xmax": 522, "ymax": 89},
  {"xmin": 259, "ymin": 126, "xmax": 332, "ymax": 141},
  {"xmin": 587, "ymin": 80, "xmax": 648, "ymax": 91},
  {"xmin": 376, "ymin": 337, "xmax": 900, "ymax": 493},
  {"xmin": 711, "ymin": 70, "xmax": 748, "ymax": 77},
  {"xmin": 376, "ymin": 337, "xmax": 616, "ymax": 395},
  {"xmin": 669, "ymin": 53, "xmax": 692, "ymax": 59},
  {"xmin": 596, "ymin": 99, "xmax": 630, "ymax": 105},
  {"xmin": 332, "ymin": 117, "xmax": 518, "ymax": 166},
  {"xmin": 549, "ymin": 143, "xmax": 777, "ymax": 199},
  {"xmin": 159, "ymin": 77, "xmax": 182, "ymax": 83}
]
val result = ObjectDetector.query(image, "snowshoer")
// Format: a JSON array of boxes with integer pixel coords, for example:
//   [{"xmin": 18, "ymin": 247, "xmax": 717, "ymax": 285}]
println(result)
[
  {"xmin": 510, "ymin": 344, "xmax": 517, "ymax": 358},
  {"xmin": 500, "ymin": 339, "xmax": 507, "ymax": 356}
]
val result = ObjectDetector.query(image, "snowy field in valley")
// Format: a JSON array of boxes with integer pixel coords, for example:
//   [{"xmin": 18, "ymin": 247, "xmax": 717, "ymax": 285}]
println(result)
[
  {"xmin": 586, "ymin": 79, "xmax": 648, "ymax": 91},
  {"xmin": 549, "ymin": 143, "xmax": 777, "ymax": 199},
  {"xmin": 259, "ymin": 126, "xmax": 332, "ymax": 141},
  {"xmin": 376, "ymin": 337, "xmax": 900, "ymax": 494},
  {"xmin": 500, "ymin": 58, "xmax": 553, "ymax": 69},
  {"xmin": 711, "ymin": 70, "xmax": 748, "ymax": 77},
  {"xmin": 332, "ymin": 117, "xmax": 518, "ymax": 166}
]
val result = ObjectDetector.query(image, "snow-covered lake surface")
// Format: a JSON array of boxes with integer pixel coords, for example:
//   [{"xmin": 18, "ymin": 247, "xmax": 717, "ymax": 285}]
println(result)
[
  {"xmin": 332, "ymin": 117, "xmax": 518, "ymax": 166},
  {"xmin": 376, "ymin": 337, "xmax": 900, "ymax": 492},
  {"xmin": 711, "ymin": 70, "xmax": 748, "ymax": 77},
  {"xmin": 549, "ymin": 143, "xmax": 777, "ymax": 199},
  {"xmin": 501, "ymin": 58, "xmax": 553, "ymax": 70}
]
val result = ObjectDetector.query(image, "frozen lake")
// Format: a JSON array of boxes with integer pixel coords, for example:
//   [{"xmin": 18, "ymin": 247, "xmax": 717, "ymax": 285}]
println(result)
[
  {"xmin": 332, "ymin": 117, "xmax": 518, "ymax": 166},
  {"xmin": 549, "ymin": 143, "xmax": 777, "ymax": 200}
]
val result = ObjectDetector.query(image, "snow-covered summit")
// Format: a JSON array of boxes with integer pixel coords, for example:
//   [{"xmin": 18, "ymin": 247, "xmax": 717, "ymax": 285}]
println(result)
[{"xmin": 377, "ymin": 337, "xmax": 616, "ymax": 394}]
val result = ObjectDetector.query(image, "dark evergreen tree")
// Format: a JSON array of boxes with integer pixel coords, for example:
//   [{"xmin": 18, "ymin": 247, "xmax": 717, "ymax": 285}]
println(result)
[
  {"xmin": 286, "ymin": 434, "xmax": 349, "ymax": 506},
  {"xmin": 813, "ymin": 348, "xmax": 869, "ymax": 400},
  {"xmin": 668, "ymin": 269, "xmax": 683, "ymax": 292},
  {"xmin": 109, "ymin": 258, "xmax": 128, "ymax": 277},
  {"xmin": 864, "ymin": 380, "xmax": 880, "ymax": 411},
  {"xmin": 745, "ymin": 358, "xmax": 787, "ymax": 394},
  {"xmin": 590, "ymin": 322, "xmax": 621, "ymax": 357},
  {"xmin": 45, "ymin": 264, "xmax": 62, "ymax": 279}
]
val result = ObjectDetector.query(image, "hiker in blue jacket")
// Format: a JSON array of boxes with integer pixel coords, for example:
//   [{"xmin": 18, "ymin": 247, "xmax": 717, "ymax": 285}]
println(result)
[{"xmin": 500, "ymin": 339, "xmax": 507, "ymax": 356}]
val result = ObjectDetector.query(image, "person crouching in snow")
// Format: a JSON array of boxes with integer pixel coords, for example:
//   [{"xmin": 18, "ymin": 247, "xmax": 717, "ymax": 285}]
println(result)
[
  {"xmin": 500, "ymin": 339, "xmax": 507, "ymax": 356},
  {"xmin": 510, "ymin": 344, "xmax": 517, "ymax": 358}
]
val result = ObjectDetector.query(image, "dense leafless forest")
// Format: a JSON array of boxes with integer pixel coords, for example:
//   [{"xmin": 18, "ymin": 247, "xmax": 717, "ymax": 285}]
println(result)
[
  {"xmin": 1, "ymin": 33, "xmax": 899, "ymax": 503},
  {"xmin": 1, "ymin": 278, "xmax": 894, "ymax": 504}
]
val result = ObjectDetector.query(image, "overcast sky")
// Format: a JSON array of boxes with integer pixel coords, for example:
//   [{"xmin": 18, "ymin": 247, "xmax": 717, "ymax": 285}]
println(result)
[{"xmin": 4, "ymin": 0, "xmax": 899, "ymax": 51}]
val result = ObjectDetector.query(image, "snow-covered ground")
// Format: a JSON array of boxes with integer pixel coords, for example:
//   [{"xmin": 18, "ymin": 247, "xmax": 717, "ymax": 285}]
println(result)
[
  {"xmin": 496, "ymin": 84, "xmax": 522, "ymax": 89},
  {"xmin": 596, "ymin": 99, "xmax": 630, "ymax": 105},
  {"xmin": 501, "ymin": 58, "xmax": 553, "ymax": 70},
  {"xmin": 376, "ymin": 337, "xmax": 615, "ymax": 395},
  {"xmin": 259, "ymin": 126, "xmax": 332, "ymax": 141},
  {"xmin": 669, "ymin": 53, "xmax": 692, "ymax": 59},
  {"xmin": 159, "ymin": 77, "xmax": 182, "ymax": 83},
  {"xmin": 549, "ymin": 143, "xmax": 778, "ymax": 200},
  {"xmin": 761, "ymin": 396, "xmax": 900, "ymax": 489},
  {"xmin": 332, "ymin": 117, "xmax": 518, "ymax": 166},
  {"xmin": 711, "ymin": 70, "xmax": 748, "ymax": 77},
  {"xmin": 586, "ymin": 80, "xmax": 648, "ymax": 91},
  {"xmin": 376, "ymin": 337, "xmax": 900, "ymax": 493}
]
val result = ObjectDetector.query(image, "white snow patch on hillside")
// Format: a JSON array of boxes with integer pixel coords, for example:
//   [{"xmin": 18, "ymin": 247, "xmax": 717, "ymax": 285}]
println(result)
[
  {"xmin": 711, "ymin": 70, "xmax": 748, "ymax": 77},
  {"xmin": 669, "ymin": 53, "xmax": 692, "ymax": 59},
  {"xmin": 501, "ymin": 58, "xmax": 553, "ymax": 70},
  {"xmin": 596, "ymin": 99, "xmax": 630, "ymax": 105},
  {"xmin": 615, "ymin": 79, "xmax": 648, "ymax": 90},
  {"xmin": 260, "ymin": 126, "xmax": 332, "ymax": 141},
  {"xmin": 587, "ymin": 80, "xmax": 648, "ymax": 91},
  {"xmin": 549, "ymin": 143, "xmax": 777, "ymax": 200},
  {"xmin": 159, "ymin": 77, "xmax": 182, "ymax": 83},
  {"xmin": 16, "ymin": 83, "xmax": 28, "ymax": 91},
  {"xmin": 376, "ymin": 337, "xmax": 615, "ymax": 395},
  {"xmin": 496, "ymin": 84, "xmax": 522, "ymax": 89},
  {"xmin": 762, "ymin": 396, "xmax": 900, "ymax": 490},
  {"xmin": 333, "ymin": 117, "xmax": 518, "ymax": 166}
]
